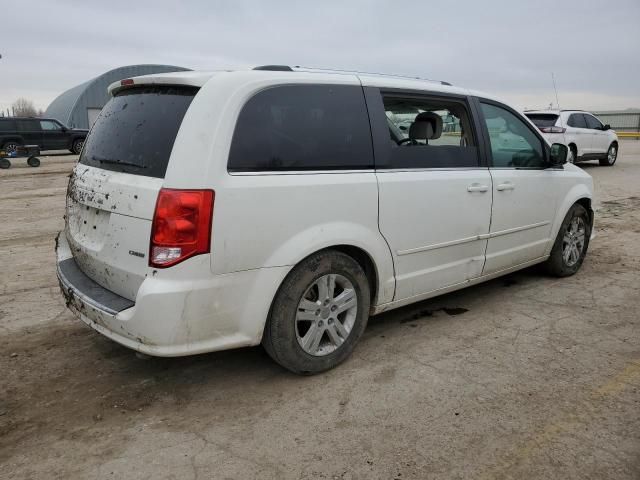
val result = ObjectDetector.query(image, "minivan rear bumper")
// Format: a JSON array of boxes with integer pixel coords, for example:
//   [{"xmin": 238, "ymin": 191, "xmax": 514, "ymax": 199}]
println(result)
[{"xmin": 56, "ymin": 231, "xmax": 289, "ymax": 357}]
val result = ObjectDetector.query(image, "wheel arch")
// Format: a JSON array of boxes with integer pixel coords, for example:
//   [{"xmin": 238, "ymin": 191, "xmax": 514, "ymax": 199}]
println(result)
[
  {"xmin": 568, "ymin": 142, "xmax": 578, "ymax": 160},
  {"xmin": 259, "ymin": 243, "xmax": 385, "ymax": 347},
  {"xmin": 258, "ymin": 221, "xmax": 396, "ymax": 308},
  {"xmin": 328, "ymin": 245, "xmax": 379, "ymax": 307},
  {"xmin": 575, "ymin": 197, "xmax": 594, "ymax": 228},
  {"xmin": 1, "ymin": 136, "xmax": 25, "ymax": 147},
  {"xmin": 545, "ymin": 186, "xmax": 594, "ymax": 256},
  {"xmin": 275, "ymin": 243, "xmax": 385, "ymax": 308}
]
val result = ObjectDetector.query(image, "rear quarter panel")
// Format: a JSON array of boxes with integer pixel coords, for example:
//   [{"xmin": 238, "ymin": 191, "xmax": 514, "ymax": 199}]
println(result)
[{"xmin": 163, "ymin": 71, "xmax": 396, "ymax": 306}]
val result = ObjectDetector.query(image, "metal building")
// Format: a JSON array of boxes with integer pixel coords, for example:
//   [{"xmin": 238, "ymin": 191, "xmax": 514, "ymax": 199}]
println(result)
[{"xmin": 45, "ymin": 64, "xmax": 191, "ymax": 129}]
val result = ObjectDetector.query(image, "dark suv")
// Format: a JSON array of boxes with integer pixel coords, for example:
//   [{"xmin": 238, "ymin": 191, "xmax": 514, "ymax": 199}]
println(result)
[{"xmin": 0, "ymin": 117, "xmax": 88, "ymax": 155}]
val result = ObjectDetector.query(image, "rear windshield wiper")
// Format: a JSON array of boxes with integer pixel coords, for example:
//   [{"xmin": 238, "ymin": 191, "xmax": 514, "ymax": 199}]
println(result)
[{"xmin": 91, "ymin": 155, "xmax": 143, "ymax": 168}]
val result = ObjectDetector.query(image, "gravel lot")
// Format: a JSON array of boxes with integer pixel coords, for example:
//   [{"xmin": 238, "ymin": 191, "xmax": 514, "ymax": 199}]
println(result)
[{"xmin": 1, "ymin": 144, "xmax": 639, "ymax": 479}]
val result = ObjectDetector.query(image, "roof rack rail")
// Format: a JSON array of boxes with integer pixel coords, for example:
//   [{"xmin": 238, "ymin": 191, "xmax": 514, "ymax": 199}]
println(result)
[
  {"xmin": 292, "ymin": 65, "xmax": 453, "ymax": 86},
  {"xmin": 253, "ymin": 65, "xmax": 294, "ymax": 71},
  {"xmin": 251, "ymin": 64, "xmax": 453, "ymax": 86}
]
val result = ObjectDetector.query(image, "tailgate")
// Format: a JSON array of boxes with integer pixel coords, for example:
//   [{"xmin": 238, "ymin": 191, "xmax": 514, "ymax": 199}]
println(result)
[
  {"xmin": 64, "ymin": 84, "xmax": 198, "ymax": 301},
  {"xmin": 66, "ymin": 166, "xmax": 162, "ymax": 300}
]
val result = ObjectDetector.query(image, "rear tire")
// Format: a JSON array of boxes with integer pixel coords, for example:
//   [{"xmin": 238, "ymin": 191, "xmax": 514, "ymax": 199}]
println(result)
[
  {"xmin": 0, "ymin": 158, "xmax": 11, "ymax": 169},
  {"xmin": 2, "ymin": 141, "xmax": 20, "ymax": 155},
  {"xmin": 544, "ymin": 204, "xmax": 591, "ymax": 277},
  {"xmin": 263, "ymin": 250, "xmax": 370, "ymax": 375},
  {"xmin": 599, "ymin": 143, "xmax": 617, "ymax": 166},
  {"xmin": 27, "ymin": 156, "xmax": 40, "ymax": 167},
  {"xmin": 568, "ymin": 144, "xmax": 577, "ymax": 164}
]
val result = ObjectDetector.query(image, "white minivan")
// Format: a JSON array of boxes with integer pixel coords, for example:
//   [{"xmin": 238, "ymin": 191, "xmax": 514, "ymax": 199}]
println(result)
[{"xmin": 56, "ymin": 66, "xmax": 594, "ymax": 374}]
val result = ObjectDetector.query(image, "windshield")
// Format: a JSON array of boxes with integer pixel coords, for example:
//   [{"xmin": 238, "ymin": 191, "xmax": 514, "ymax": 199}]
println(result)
[{"xmin": 79, "ymin": 86, "xmax": 197, "ymax": 178}]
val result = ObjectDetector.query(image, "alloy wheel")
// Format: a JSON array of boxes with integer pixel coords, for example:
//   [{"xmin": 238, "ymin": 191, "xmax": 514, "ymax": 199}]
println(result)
[
  {"xmin": 562, "ymin": 216, "xmax": 586, "ymax": 267},
  {"xmin": 74, "ymin": 140, "xmax": 84, "ymax": 154},
  {"xmin": 3, "ymin": 142, "xmax": 18, "ymax": 154},
  {"xmin": 295, "ymin": 274, "xmax": 358, "ymax": 356}
]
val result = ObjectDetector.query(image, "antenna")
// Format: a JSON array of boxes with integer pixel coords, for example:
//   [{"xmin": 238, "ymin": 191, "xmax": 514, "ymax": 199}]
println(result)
[
  {"xmin": 551, "ymin": 72, "xmax": 561, "ymax": 110},
  {"xmin": 551, "ymin": 72, "xmax": 567, "ymax": 136}
]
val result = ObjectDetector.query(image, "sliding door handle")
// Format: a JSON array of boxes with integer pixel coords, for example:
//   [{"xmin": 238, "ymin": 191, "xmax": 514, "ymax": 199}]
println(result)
[
  {"xmin": 467, "ymin": 184, "xmax": 489, "ymax": 193},
  {"xmin": 496, "ymin": 182, "xmax": 515, "ymax": 191}
]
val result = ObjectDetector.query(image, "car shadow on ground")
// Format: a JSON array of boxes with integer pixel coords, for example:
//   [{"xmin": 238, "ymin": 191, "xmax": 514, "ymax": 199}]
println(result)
[{"xmin": 40, "ymin": 150, "xmax": 77, "ymax": 157}]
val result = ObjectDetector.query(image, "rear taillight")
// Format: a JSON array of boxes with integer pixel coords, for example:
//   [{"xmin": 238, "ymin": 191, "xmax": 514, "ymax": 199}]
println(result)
[
  {"xmin": 539, "ymin": 126, "xmax": 566, "ymax": 134},
  {"xmin": 149, "ymin": 188, "xmax": 214, "ymax": 268}
]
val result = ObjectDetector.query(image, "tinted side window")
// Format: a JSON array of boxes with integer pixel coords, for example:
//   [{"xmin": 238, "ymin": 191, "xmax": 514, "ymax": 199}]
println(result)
[
  {"xmin": 584, "ymin": 114, "xmax": 603, "ymax": 130},
  {"xmin": 228, "ymin": 85, "xmax": 373, "ymax": 172},
  {"xmin": 379, "ymin": 94, "xmax": 478, "ymax": 168},
  {"xmin": 480, "ymin": 102, "xmax": 545, "ymax": 169},
  {"xmin": 567, "ymin": 114, "xmax": 587, "ymax": 128},
  {"xmin": 0, "ymin": 120, "xmax": 17, "ymax": 132},
  {"xmin": 16, "ymin": 120, "xmax": 40, "ymax": 132}
]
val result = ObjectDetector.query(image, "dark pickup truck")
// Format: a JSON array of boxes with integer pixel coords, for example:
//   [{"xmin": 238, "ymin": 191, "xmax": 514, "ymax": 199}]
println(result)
[{"xmin": 0, "ymin": 117, "xmax": 88, "ymax": 155}]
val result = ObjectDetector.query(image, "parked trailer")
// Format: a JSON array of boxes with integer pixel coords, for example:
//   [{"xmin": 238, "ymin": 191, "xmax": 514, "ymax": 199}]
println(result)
[{"xmin": 0, "ymin": 145, "xmax": 41, "ymax": 169}]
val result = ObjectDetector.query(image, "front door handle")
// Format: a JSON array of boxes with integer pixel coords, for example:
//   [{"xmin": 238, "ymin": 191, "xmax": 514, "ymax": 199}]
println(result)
[
  {"xmin": 467, "ymin": 184, "xmax": 489, "ymax": 193},
  {"xmin": 496, "ymin": 182, "xmax": 515, "ymax": 191}
]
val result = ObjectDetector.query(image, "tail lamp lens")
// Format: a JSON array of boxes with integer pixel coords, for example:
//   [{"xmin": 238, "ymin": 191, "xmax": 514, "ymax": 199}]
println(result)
[
  {"xmin": 540, "ymin": 126, "xmax": 566, "ymax": 133},
  {"xmin": 149, "ymin": 188, "xmax": 214, "ymax": 268}
]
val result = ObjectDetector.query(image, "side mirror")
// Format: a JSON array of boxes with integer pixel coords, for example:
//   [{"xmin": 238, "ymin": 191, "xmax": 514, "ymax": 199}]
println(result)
[
  {"xmin": 61, "ymin": 126, "xmax": 68, "ymax": 132},
  {"xmin": 549, "ymin": 143, "xmax": 568, "ymax": 167},
  {"xmin": 603, "ymin": 124, "xmax": 611, "ymax": 130}
]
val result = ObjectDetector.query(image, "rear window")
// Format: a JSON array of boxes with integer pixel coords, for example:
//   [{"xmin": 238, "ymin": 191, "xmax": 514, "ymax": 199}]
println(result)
[
  {"xmin": 79, "ymin": 86, "xmax": 197, "ymax": 178},
  {"xmin": 228, "ymin": 84, "xmax": 373, "ymax": 172},
  {"xmin": 525, "ymin": 114, "xmax": 559, "ymax": 128}
]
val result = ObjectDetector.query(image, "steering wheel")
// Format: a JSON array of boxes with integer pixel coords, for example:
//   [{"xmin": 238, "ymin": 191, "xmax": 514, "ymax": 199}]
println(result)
[{"xmin": 397, "ymin": 137, "xmax": 415, "ymax": 146}]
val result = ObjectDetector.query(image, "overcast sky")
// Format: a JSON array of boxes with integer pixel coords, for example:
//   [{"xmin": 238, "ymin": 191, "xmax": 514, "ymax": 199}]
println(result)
[{"xmin": 1, "ymin": 0, "xmax": 639, "ymax": 114}]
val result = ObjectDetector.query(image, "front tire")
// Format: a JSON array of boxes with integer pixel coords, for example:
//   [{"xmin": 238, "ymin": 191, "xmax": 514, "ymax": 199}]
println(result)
[
  {"xmin": 545, "ymin": 204, "xmax": 591, "ymax": 277},
  {"xmin": 262, "ymin": 250, "xmax": 370, "ymax": 375},
  {"xmin": 71, "ymin": 139, "xmax": 84, "ymax": 155},
  {"xmin": 599, "ymin": 143, "xmax": 617, "ymax": 166}
]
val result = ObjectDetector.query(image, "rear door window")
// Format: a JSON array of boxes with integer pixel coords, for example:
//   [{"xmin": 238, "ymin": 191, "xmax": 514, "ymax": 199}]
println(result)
[
  {"xmin": 567, "ymin": 113, "xmax": 587, "ymax": 128},
  {"xmin": 228, "ymin": 84, "xmax": 373, "ymax": 172},
  {"xmin": 79, "ymin": 86, "xmax": 197, "ymax": 178}
]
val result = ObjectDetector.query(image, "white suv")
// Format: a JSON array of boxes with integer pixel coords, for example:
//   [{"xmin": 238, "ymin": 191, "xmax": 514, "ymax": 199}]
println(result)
[
  {"xmin": 525, "ymin": 110, "xmax": 619, "ymax": 166},
  {"xmin": 56, "ymin": 66, "xmax": 594, "ymax": 374}
]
